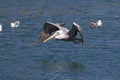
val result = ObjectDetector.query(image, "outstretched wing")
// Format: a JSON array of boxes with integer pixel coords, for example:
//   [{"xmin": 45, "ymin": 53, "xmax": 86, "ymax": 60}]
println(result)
[
  {"xmin": 68, "ymin": 22, "xmax": 82, "ymax": 37},
  {"xmin": 68, "ymin": 22, "xmax": 83, "ymax": 44},
  {"xmin": 38, "ymin": 22, "xmax": 62, "ymax": 43}
]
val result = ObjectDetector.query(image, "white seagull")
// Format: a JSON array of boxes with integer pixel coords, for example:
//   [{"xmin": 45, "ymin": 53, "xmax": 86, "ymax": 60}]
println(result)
[
  {"xmin": 90, "ymin": 20, "xmax": 102, "ymax": 28},
  {"xmin": 0, "ymin": 23, "xmax": 2, "ymax": 32},
  {"xmin": 38, "ymin": 22, "xmax": 83, "ymax": 44},
  {"xmin": 11, "ymin": 21, "xmax": 20, "ymax": 28}
]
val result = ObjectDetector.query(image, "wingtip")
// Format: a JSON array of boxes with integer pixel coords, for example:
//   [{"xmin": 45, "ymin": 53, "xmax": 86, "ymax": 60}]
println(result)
[
  {"xmin": 72, "ymin": 22, "xmax": 80, "ymax": 27},
  {"xmin": 72, "ymin": 22, "xmax": 77, "ymax": 25},
  {"xmin": 46, "ymin": 21, "xmax": 51, "ymax": 24},
  {"xmin": 72, "ymin": 22, "xmax": 82, "ymax": 32}
]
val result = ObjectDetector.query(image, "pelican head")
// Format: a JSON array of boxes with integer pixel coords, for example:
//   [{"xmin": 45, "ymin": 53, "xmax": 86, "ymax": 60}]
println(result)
[{"xmin": 43, "ymin": 31, "xmax": 60, "ymax": 43}]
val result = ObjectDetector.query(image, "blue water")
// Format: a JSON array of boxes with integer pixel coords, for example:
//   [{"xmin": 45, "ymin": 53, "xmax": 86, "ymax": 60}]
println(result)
[{"xmin": 0, "ymin": 0, "xmax": 120, "ymax": 80}]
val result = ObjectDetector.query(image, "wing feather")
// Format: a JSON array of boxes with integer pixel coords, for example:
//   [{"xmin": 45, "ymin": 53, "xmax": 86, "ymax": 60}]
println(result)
[
  {"xmin": 38, "ymin": 22, "xmax": 61, "ymax": 43},
  {"xmin": 68, "ymin": 22, "xmax": 81, "ymax": 38},
  {"xmin": 68, "ymin": 22, "xmax": 83, "ymax": 44}
]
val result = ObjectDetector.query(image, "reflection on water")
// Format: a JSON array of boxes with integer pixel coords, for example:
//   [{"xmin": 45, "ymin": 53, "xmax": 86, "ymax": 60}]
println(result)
[{"xmin": 42, "ymin": 59, "xmax": 84, "ymax": 73}]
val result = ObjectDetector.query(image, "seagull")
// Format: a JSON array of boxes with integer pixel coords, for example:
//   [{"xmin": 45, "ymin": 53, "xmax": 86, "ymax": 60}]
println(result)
[
  {"xmin": 0, "ymin": 23, "xmax": 2, "ymax": 32},
  {"xmin": 11, "ymin": 21, "xmax": 20, "ymax": 28},
  {"xmin": 38, "ymin": 22, "xmax": 83, "ymax": 44},
  {"xmin": 90, "ymin": 20, "xmax": 102, "ymax": 28}
]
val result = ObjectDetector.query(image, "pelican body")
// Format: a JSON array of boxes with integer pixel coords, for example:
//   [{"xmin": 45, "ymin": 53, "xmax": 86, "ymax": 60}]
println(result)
[{"xmin": 38, "ymin": 22, "xmax": 83, "ymax": 44}]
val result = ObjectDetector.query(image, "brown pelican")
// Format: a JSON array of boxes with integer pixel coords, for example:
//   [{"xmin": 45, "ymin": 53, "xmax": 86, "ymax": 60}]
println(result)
[
  {"xmin": 11, "ymin": 21, "xmax": 20, "ymax": 28},
  {"xmin": 38, "ymin": 22, "xmax": 83, "ymax": 44},
  {"xmin": 90, "ymin": 20, "xmax": 102, "ymax": 28}
]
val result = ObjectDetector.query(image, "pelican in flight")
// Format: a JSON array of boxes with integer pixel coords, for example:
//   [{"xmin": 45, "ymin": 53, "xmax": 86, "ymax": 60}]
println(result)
[
  {"xmin": 11, "ymin": 21, "xmax": 20, "ymax": 28},
  {"xmin": 38, "ymin": 22, "xmax": 83, "ymax": 44},
  {"xmin": 90, "ymin": 20, "xmax": 102, "ymax": 28}
]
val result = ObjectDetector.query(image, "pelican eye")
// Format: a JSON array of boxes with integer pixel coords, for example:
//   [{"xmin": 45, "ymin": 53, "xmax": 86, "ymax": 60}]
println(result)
[{"xmin": 56, "ymin": 31, "xmax": 60, "ymax": 35}]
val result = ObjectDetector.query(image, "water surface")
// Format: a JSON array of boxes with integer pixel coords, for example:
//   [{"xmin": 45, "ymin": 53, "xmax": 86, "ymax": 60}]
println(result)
[{"xmin": 0, "ymin": 0, "xmax": 120, "ymax": 80}]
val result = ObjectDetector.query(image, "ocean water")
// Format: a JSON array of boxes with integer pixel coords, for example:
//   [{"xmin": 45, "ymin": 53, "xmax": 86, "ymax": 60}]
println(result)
[{"xmin": 0, "ymin": 0, "xmax": 120, "ymax": 80}]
